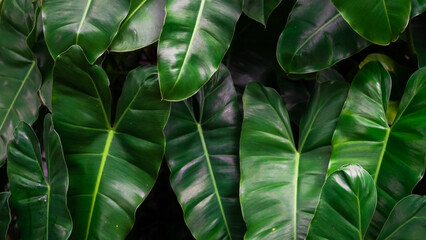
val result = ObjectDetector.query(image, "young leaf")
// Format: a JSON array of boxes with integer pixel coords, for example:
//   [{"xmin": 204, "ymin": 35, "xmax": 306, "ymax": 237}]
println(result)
[
  {"xmin": 377, "ymin": 195, "xmax": 426, "ymax": 240},
  {"xmin": 243, "ymin": 0, "xmax": 282, "ymax": 26},
  {"xmin": 7, "ymin": 115, "xmax": 72, "ymax": 239},
  {"xmin": 306, "ymin": 165, "xmax": 377, "ymax": 240},
  {"xmin": 240, "ymin": 70, "xmax": 349, "ymax": 239},
  {"xmin": 331, "ymin": 0, "xmax": 411, "ymax": 45},
  {"xmin": 0, "ymin": 192, "xmax": 10, "ymax": 239},
  {"xmin": 329, "ymin": 63, "xmax": 426, "ymax": 238},
  {"xmin": 158, "ymin": 0, "xmax": 242, "ymax": 101},
  {"xmin": 52, "ymin": 46, "xmax": 170, "ymax": 239},
  {"xmin": 165, "ymin": 65, "xmax": 245, "ymax": 239},
  {"xmin": 42, "ymin": 0, "xmax": 130, "ymax": 63},
  {"xmin": 276, "ymin": 0, "xmax": 370, "ymax": 74}
]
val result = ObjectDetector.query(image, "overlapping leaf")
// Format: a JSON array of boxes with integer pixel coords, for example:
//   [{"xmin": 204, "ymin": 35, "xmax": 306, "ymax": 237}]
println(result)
[
  {"xmin": 240, "ymin": 70, "xmax": 349, "ymax": 239},
  {"xmin": 165, "ymin": 65, "xmax": 244, "ymax": 239},
  {"xmin": 411, "ymin": 14, "xmax": 426, "ymax": 68},
  {"xmin": 243, "ymin": 0, "xmax": 282, "ymax": 26},
  {"xmin": 411, "ymin": 0, "xmax": 426, "ymax": 17},
  {"xmin": 329, "ymin": 62, "xmax": 426, "ymax": 238},
  {"xmin": 158, "ymin": 0, "xmax": 242, "ymax": 100},
  {"xmin": 7, "ymin": 115, "xmax": 72, "ymax": 239},
  {"xmin": 306, "ymin": 165, "xmax": 377, "ymax": 240},
  {"xmin": 52, "ymin": 46, "xmax": 170, "ymax": 239}
]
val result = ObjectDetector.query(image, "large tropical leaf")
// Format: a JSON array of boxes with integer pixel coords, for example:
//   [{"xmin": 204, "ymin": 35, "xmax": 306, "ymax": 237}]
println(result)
[
  {"xmin": 240, "ymin": 70, "xmax": 349, "ymax": 239},
  {"xmin": 111, "ymin": 0, "xmax": 166, "ymax": 52},
  {"xmin": 158, "ymin": 0, "xmax": 242, "ymax": 101},
  {"xmin": 243, "ymin": 0, "xmax": 282, "ymax": 26},
  {"xmin": 7, "ymin": 115, "xmax": 72, "ymax": 239},
  {"xmin": 306, "ymin": 165, "xmax": 377, "ymax": 240},
  {"xmin": 42, "ymin": 0, "xmax": 130, "ymax": 63},
  {"xmin": 331, "ymin": 0, "xmax": 410, "ymax": 45},
  {"xmin": 276, "ymin": 0, "xmax": 370, "ymax": 74},
  {"xmin": 377, "ymin": 195, "xmax": 426, "ymax": 240},
  {"xmin": 165, "ymin": 65, "xmax": 244, "ymax": 239},
  {"xmin": 0, "ymin": 192, "xmax": 10, "ymax": 239},
  {"xmin": 52, "ymin": 46, "xmax": 170, "ymax": 239},
  {"xmin": 328, "ymin": 62, "xmax": 426, "ymax": 238},
  {"xmin": 411, "ymin": 0, "xmax": 425, "ymax": 18},
  {"xmin": 0, "ymin": 0, "xmax": 41, "ymax": 165}
]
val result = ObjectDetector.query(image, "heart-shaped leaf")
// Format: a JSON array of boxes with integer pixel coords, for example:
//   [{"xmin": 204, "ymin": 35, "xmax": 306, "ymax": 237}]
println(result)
[{"xmin": 243, "ymin": 0, "xmax": 282, "ymax": 26}]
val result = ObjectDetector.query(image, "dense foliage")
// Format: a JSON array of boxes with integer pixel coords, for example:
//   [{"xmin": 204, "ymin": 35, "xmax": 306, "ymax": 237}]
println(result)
[{"xmin": 0, "ymin": 0, "xmax": 425, "ymax": 239}]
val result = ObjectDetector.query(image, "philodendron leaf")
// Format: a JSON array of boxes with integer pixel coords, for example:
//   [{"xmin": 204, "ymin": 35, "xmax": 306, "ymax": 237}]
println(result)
[
  {"xmin": 331, "ymin": 0, "xmax": 410, "ymax": 45},
  {"xmin": 243, "ymin": 0, "xmax": 282, "ymax": 26},
  {"xmin": 158, "ymin": 0, "xmax": 242, "ymax": 101},
  {"xmin": 240, "ymin": 70, "xmax": 349, "ymax": 239},
  {"xmin": 111, "ymin": 0, "xmax": 166, "ymax": 52},
  {"xmin": 306, "ymin": 165, "xmax": 377, "ymax": 240},
  {"xmin": 0, "ymin": 192, "xmax": 10, "ymax": 239},
  {"xmin": 411, "ymin": 0, "xmax": 426, "ymax": 18},
  {"xmin": 276, "ymin": 0, "xmax": 370, "ymax": 74},
  {"xmin": 329, "ymin": 62, "xmax": 426, "ymax": 238},
  {"xmin": 165, "ymin": 65, "xmax": 245, "ymax": 239},
  {"xmin": 0, "ymin": 0, "xmax": 41, "ymax": 165},
  {"xmin": 7, "ymin": 115, "xmax": 72, "ymax": 239},
  {"xmin": 377, "ymin": 195, "xmax": 426, "ymax": 240},
  {"xmin": 52, "ymin": 46, "xmax": 170, "ymax": 239},
  {"xmin": 42, "ymin": 0, "xmax": 130, "ymax": 63}
]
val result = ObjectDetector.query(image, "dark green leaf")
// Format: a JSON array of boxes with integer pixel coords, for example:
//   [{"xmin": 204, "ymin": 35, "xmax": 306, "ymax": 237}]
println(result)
[
  {"xmin": 328, "ymin": 63, "xmax": 426, "ymax": 238},
  {"xmin": 331, "ymin": 0, "xmax": 410, "ymax": 45},
  {"xmin": 306, "ymin": 165, "xmax": 377, "ymax": 240},
  {"xmin": 0, "ymin": 192, "xmax": 10, "ymax": 239},
  {"xmin": 7, "ymin": 115, "xmax": 72, "ymax": 239},
  {"xmin": 158, "ymin": 0, "xmax": 242, "ymax": 100},
  {"xmin": 240, "ymin": 72, "xmax": 348, "ymax": 239},
  {"xmin": 411, "ymin": 0, "xmax": 426, "ymax": 18},
  {"xmin": 165, "ymin": 65, "xmax": 244, "ymax": 239},
  {"xmin": 276, "ymin": 0, "xmax": 370, "ymax": 74},
  {"xmin": 42, "ymin": 0, "xmax": 130, "ymax": 63},
  {"xmin": 243, "ymin": 0, "xmax": 282, "ymax": 25},
  {"xmin": 377, "ymin": 195, "xmax": 426, "ymax": 240},
  {"xmin": 0, "ymin": 0, "xmax": 41, "ymax": 165},
  {"xmin": 52, "ymin": 46, "xmax": 170, "ymax": 239},
  {"xmin": 411, "ymin": 14, "xmax": 426, "ymax": 68}
]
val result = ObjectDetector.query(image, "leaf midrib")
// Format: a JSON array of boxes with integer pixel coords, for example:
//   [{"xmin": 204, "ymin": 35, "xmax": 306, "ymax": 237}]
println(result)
[
  {"xmin": 120, "ymin": 0, "xmax": 148, "ymax": 29},
  {"xmin": 76, "ymin": 0, "xmax": 93, "ymax": 44}
]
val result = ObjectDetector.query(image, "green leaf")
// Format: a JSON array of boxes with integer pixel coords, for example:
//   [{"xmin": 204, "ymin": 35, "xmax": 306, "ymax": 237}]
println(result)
[
  {"xmin": 277, "ymin": 0, "xmax": 370, "ymax": 74},
  {"xmin": 42, "ymin": 0, "xmax": 130, "ymax": 63},
  {"xmin": 328, "ymin": 63, "xmax": 426, "ymax": 238},
  {"xmin": 306, "ymin": 165, "xmax": 377, "ymax": 240},
  {"xmin": 0, "ymin": 192, "xmax": 10, "ymax": 239},
  {"xmin": 240, "ymin": 71, "xmax": 349, "ymax": 239},
  {"xmin": 52, "ymin": 45, "xmax": 170, "ymax": 239},
  {"xmin": 243, "ymin": 0, "xmax": 282, "ymax": 26},
  {"xmin": 0, "ymin": 0, "xmax": 41, "ymax": 166},
  {"xmin": 411, "ymin": 14, "xmax": 426, "ymax": 68},
  {"xmin": 158, "ymin": 0, "xmax": 242, "ymax": 101},
  {"xmin": 111, "ymin": 0, "xmax": 166, "ymax": 52},
  {"xmin": 331, "ymin": 0, "xmax": 411, "ymax": 45},
  {"xmin": 7, "ymin": 115, "xmax": 72, "ymax": 239},
  {"xmin": 411, "ymin": 0, "xmax": 426, "ymax": 18},
  {"xmin": 377, "ymin": 195, "xmax": 426, "ymax": 240},
  {"xmin": 165, "ymin": 65, "xmax": 244, "ymax": 239}
]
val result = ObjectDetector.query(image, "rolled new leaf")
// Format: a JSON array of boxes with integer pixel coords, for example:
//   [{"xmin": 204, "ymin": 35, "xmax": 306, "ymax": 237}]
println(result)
[
  {"xmin": 0, "ymin": 0, "xmax": 41, "ymax": 165},
  {"xmin": 0, "ymin": 192, "xmax": 10, "ymax": 239},
  {"xmin": 240, "ymin": 69, "xmax": 349, "ymax": 239},
  {"xmin": 158, "ymin": 0, "xmax": 242, "ymax": 100},
  {"xmin": 42, "ymin": 0, "xmax": 130, "ymax": 63},
  {"xmin": 243, "ymin": 0, "xmax": 282, "ymax": 26},
  {"xmin": 52, "ymin": 46, "xmax": 170, "ymax": 239},
  {"xmin": 329, "ymin": 63, "xmax": 426, "ymax": 238},
  {"xmin": 165, "ymin": 65, "xmax": 245, "ymax": 239},
  {"xmin": 377, "ymin": 195, "xmax": 426, "ymax": 240},
  {"xmin": 306, "ymin": 165, "xmax": 377, "ymax": 240},
  {"xmin": 7, "ymin": 115, "xmax": 72, "ymax": 239}
]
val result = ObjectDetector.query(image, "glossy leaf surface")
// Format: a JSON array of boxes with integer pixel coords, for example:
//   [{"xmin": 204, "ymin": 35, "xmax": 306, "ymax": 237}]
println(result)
[
  {"xmin": 377, "ymin": 195, "xmax": 426, "ymax": 240},
  {"xmin": 158, "ymin": 0, "xmax": 242, "ymax": 100},
  {"xmin": 277, "ymin": 0, "xmax": 370, "ymax": 74},
  {"xmin": 165, "ymin": 65, "xmax": 244, "ymax": 239},
  {"xmin": 329, "ymin": 63, "xmax": 426, "ymax": 238},
  {"xmin": 0, "ymin": 0, "xmax": 41, "ymax": 165},
  {"xmin": 7, "ymin": 116, "xmax": 72, "ymax": 239},
  {"xmin": 306, "ymin": 165, "xmax": 377, "ymax": 240},
  {"xmin": 111, "ymin": 0, "xmax": 166, "ymax": 52},
  {"xmin": 52, "ymin": 46, "xmax": 170, "ymax": 239},
  {"xmin": 240, "ymin": 71, "xmax": 349, "ymax": 239},
  {"xmin": 411, "ymin": 0, "xmax": 426, "ymax": 18},
  {"xmin": 42, "ymin": 0, "xmax": 130, "ymax": 63},
  {"xmin": 243, "ymin": 0, "xmax": 282, "ymax": 25},
  {"xmin": 0, "ymin": 192, "xmax": 10, "ymax": 239},
  {"xmin": 331, "ymin": 0, "xmax": 410, "ymax": 45}
]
